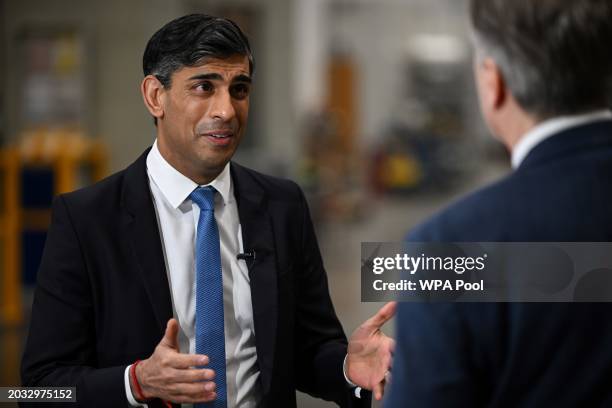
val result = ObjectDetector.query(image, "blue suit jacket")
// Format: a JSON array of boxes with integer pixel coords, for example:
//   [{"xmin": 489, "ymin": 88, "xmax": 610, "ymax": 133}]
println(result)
[{"xmin": 385, "ymin": 120, "xmax": 612, "ymax": 407}]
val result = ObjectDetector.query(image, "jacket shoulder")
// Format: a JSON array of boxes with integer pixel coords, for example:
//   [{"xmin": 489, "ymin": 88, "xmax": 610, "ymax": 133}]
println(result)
[
  {"xmin": 231, "ymin": 162, "xmax": 304, "ymax": 201},
  {"xmin": 58, "ymin": 168, "xmax": 128, "ymax": 216},
  {"xmin": 408, "ymin": 173, "xmax": 519, "ymax": 241}
]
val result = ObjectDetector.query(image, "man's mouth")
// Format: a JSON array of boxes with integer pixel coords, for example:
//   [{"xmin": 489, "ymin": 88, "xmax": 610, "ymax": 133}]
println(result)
[
  {"xmin": 203, "ymin": 130, "xmax": 233, "ymax": 137},
  {"xmin": 202, "ymin": 130, "xmax": 234, "ymax": 146}
]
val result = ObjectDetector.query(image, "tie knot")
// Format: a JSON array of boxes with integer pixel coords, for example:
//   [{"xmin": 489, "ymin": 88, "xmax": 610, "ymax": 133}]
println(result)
[{"xmin": 190, "ymin": 186, "xmax": 216, "ymax": 211}]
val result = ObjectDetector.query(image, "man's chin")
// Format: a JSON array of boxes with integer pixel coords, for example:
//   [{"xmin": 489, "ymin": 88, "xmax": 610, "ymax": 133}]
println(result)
[{"xmin": 197, "ymin": 154, "xmax": 232, "ymax": 174}]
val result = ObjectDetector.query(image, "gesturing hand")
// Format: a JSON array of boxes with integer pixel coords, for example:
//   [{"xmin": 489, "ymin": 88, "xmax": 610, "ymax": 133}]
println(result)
[
  {"xmin": 346, "ymin": 302, "xmax": 396, "ymax": 401},
  {"xmin": 131, "ymin": 318, "xmax": 217, "ymax": 404}
]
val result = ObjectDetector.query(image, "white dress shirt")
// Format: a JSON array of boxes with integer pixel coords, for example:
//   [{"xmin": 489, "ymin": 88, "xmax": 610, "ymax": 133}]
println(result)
[
  {"xmin": 124, "ymin": 140, "xmax": 262, "ymax": 407},
  {"xmin": 511, "ymin": 109, "xmax": 612, "ymax": 169}
]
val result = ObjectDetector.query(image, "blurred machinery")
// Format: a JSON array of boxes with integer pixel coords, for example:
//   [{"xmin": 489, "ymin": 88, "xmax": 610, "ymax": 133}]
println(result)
[
  {"xmin": 371, "ymin": 34, "xmax": 474, "ymax": 194},
  {"xmin": 300, "ymin": 53, "xmax": 368, "ymax": 223}
]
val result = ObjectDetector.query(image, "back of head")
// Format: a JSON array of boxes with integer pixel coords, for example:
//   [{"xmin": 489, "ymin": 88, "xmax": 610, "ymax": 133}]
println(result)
[
  {"xmin": 470, "ymin": 0, "xmax": 612, "ymax": 119},
  {"xmin": 142, "ymin": 14, "xmax": 254, "ymax": 88}
]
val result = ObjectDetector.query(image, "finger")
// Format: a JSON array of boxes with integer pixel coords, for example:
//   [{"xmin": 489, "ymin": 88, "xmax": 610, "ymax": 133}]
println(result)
[
  {"xmin": 160, "ymin": 318, "xmax": 180, "ymax": 350},
  {"xmin": 167, "ymin": 352, "xmax": 210, "ymax": 369},
  {"xmin": 382, "ymin": 350, "xmax": 392, "ymax": 369},
  {"xmin": 175, "ymin": 391, "xmax": 216, "ymax": 404},
  {"xmin": 183, "ymin": 391, "xmax": 216, "ymax": 404},
  {"xmin": 166, "ymin": 381, "xmax": 215, "ymax": 398},
  {"xmin": 363, "ymin": 301, "xmax": 397, "ymax": 330},
  {"xmin": 166, "ymin": 383, "xmax": 217, "ymax": 403},
  {"xmin": 373, "ymin": 381, "xmax": 384, "ymax": 401},
  {"xmin": 377, "ymin": 335, "xmax": 396, "ymax": 365},
  {"xmin": 388, "ymin": 337, "xmax": 396, "ymax": 354},
  {"xmin": 172, "ymin": 367, "xmax": 215, "ymax": 382}
]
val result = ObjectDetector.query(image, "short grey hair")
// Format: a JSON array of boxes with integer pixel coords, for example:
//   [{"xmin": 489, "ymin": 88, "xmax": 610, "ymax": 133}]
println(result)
[
  {"xmin": 471, "ymin": 31, "xmax": 542, "ymax": 113},
  {"xmin": 470, "ymin": 0, "xmax": 612, "ymax": 119}
]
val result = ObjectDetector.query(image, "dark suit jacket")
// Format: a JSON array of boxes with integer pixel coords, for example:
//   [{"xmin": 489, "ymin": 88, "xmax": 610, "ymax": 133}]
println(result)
[
  {"xmin": 385, "ymin": 120, "xmax": 612, "ymax": 407},
  {"xmin": 21, "ymin": 148, "xmax": 369, "ymax": 407}
]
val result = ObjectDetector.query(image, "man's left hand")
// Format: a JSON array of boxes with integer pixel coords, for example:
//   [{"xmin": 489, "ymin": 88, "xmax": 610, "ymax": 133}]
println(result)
[{"xmin": 346, "ymin": 301, "xmax": 397, "ymax": 401}]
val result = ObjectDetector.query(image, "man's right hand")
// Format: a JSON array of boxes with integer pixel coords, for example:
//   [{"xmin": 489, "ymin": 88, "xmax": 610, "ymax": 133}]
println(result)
[{"xmin": 131, "ymin": 318, "xmax": 217, "ymax": 404}]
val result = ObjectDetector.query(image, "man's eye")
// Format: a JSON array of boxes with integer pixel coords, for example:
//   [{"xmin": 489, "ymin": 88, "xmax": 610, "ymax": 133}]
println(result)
[
  {"xmin": 231, "ymin": 84, "xmax": 250, "ymax": 99},
  {"xmin": 196, "ymin": 82, "xmax": 213, "ymax": 92}
]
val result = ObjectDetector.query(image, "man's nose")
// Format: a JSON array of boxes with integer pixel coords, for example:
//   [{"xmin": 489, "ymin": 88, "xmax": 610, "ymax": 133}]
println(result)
[{"xmin": 209, "ymin": 89, "xmax": 236, "ymax": 121}]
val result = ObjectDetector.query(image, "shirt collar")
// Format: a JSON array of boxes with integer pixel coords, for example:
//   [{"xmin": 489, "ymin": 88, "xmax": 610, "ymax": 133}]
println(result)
[
  {"xmin": 146, "ymin": 139, "xmax": 233, "ymax": 209},
  {"xmin": 511, "ymin": 109, "xmax": 612, "ymax": 169}
]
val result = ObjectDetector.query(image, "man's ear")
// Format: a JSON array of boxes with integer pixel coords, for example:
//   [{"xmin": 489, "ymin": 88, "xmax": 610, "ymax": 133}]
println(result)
[
  {"xmin": 141, "ymin": 75, "xmax": 166, "ymax": 121},
  {"xmin": 478, "ymin": 57, "xmax": 507, "ymax": 112}
]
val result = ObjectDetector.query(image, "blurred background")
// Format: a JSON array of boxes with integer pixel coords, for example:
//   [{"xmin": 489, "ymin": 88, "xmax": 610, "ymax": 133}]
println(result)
[{"xmin": 0, "ymin": 0, "xmax": 511, "ymax": 406}]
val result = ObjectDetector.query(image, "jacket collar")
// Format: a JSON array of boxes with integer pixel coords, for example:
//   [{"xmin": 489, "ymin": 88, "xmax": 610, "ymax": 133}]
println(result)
[
  {"xmin": 518, "ymin": 120, "xmax": 612, "ymax": 171},
  {"xmin": 512, "ymin": 111, "xmax": 612, "ymax": 168}
]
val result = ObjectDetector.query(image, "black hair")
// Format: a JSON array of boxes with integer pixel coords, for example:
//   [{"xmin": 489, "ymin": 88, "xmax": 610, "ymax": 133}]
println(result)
[{"xmin": 143, "ymin": 13, "xmax": 254, "ymax": 86}]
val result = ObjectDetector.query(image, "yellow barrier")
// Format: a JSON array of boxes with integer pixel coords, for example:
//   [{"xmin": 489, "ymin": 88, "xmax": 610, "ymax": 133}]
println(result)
[
  {"xmin": 0, "ymin": 148, "xmax": 22, "ymax": 325},
  {"xmin": 0, "ymin": 131, "xmax": 107, "ymax": 326}
]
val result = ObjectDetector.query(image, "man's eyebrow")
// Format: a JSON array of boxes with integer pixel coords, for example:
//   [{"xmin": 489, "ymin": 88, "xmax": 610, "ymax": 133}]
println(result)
[
  {"xmin": 187, "ymin": 73, "xmax": 252, "ymax": 83},
  {"xmin": 233, "ymin": 74, "xmax": 252, "ymax": 84}
]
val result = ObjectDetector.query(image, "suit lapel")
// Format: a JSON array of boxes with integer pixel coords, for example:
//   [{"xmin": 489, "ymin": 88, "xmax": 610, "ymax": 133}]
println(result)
[
  {"xmin": 231, "ymin": 163, "xmax": 278, "ymax": 395},
  {"xmin": 121, "ymin": 148, "xmax": 174, "ymax": 333}
]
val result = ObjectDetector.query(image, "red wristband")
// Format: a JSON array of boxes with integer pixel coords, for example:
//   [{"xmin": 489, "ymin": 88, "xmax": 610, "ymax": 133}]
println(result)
[{"xmin": 130, "ymin": 360, "xmax": 150, "ymax": 402}]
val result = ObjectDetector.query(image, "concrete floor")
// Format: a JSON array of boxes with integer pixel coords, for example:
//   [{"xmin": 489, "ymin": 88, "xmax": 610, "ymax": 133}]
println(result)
[{"xmin": 0, "ymin": 161, "xmax": 509, "ymax": 408}]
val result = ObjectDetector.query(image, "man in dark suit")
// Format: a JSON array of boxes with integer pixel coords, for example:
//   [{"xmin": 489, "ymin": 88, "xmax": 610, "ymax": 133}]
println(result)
[
  {"xmin": 385, "ymin": 0, "xmax": 612, "ymax": 407},
  {"xmin": 21, "ymin": 14, "xmax": 395, "ymax": 407}
]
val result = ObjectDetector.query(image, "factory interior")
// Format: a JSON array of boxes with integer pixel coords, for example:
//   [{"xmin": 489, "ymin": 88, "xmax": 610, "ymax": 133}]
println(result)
[{"xmin": 0, "ymin": 1, "xmax": 511, "ymax": 406}]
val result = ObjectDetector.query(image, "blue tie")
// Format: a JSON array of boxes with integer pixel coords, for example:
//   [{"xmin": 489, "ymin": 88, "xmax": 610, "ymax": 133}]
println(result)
[{"xmin": 190, "ymin": 186, "xmax": 227, "ymax": 408}]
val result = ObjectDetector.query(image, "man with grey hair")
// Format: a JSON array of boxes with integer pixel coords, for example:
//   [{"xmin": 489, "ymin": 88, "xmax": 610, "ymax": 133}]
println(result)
[{"xmin": 385, "ymin": 0, "xmax": 612, "ymax": 406}]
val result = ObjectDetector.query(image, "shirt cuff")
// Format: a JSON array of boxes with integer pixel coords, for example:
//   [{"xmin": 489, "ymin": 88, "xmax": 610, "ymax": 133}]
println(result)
[
  {"xmin": 124, "ymin": 365, "xmax": 149, "ymax": 407},
  {"xmin": 343, "ymin": 354, "xmax": 362, "ymax": 398}
]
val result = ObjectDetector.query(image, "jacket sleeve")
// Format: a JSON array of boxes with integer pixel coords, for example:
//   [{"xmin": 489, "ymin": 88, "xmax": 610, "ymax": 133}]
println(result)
[
  {"xmin": 20, "ymin": 195, "xmax": 128, "ymax": 408},
  {"xmin": 293, "ymin": 186, "xmax": 372, "ymax": 407}
]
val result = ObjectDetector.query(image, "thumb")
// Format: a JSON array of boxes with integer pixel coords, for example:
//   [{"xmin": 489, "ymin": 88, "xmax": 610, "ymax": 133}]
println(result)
[
  {"xmin": 160, "ymin": 318, "xmax": 180, "ymax": 350},
  {"xmin": 363, "ymin": 301, "xmax": 397, "ymax": 331}
]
